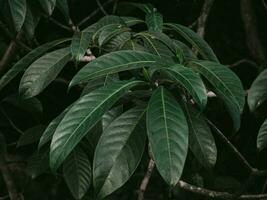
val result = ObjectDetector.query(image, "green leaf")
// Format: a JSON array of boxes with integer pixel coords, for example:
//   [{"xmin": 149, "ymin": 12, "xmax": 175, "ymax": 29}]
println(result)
[
  {"xmin": 147, "ymin": 87, "xmax": 188, "ymax": 185},
  {"xmin": 102, "ymin": 31, "xmax": 131, "ymax": 52},
  {"xmin": 121, "ymin": 16, "xmax": 144, "ymax": 26},
  {"xmin": 93, "ymin": 105, "xmax": 147, "ymax": 199},
  {"xmin": 160, "ymin": 64, "xmax": 207, "ymax": 109},
  {"xmin": 50, "ymin": 80, "xmax": 144, "ymax": 171},
  {"xmin": 63, "ymin": 146, "xmax": 91, "ymax": 200},
  {"xmin": 69, "ymin": 50, "xmax": 160, "ymax": 87},
  {"xmin": 8, "ymin": 0, "xmax": 27, "ymax": 31},
  {"xmin": 183, "ymin": 104, "xmax": 217, "ymax": 169},
  {"xmin": 102, "ymin": 105, "xmax": 123, "ymax": 130},
  {"xmin": 257, "ymin": 119, "xmax": 267, "ymax": 151},
  {"xmin": 38, "ymin": 103, "xmax": 74, "ymax": 150},
  {"xmin": 56, "ymin": 0, "xmax": 70, "ymax": 20},
  {"xmin": 17, "ymin": 125, "xmax": 45, "ymax": 147},
  {"xmin": 19, "ymin": 47, "xmax": 71, "ymax": 99},
  {"xmin": 0, "ymin": 39, "xmax": 70, "ymax": 91},
  {"xmin": 23, "ymin": 4, "xmax": 40, "ymax": 38},
  {"xmin": 165, "ymin": 23, "xmax": 219, "ymax": 62},
  {"xmin": 190, "ymin": 60, "xmax": 245, "ymax": 131},
  {"xmin": 248, "ymin": 68, "xmax": 267, "ymax": 111},
  {"xmin": 38, "ymin": 0, "xmax": 56, "ymax": 15},
  {"xmin": 145, "ymin": 11, "xmax": 163, "ymax": 32},
  {"xmin": 71, "ymin": 31, "xmax": 92, "ymax": 61},
  {"xmin": 26, "ymin": 149, "xmax": 49, "ymax": 179},
  {"xmin": 98, "ymin": 24, "xmax": 130, "ymax": 46}
]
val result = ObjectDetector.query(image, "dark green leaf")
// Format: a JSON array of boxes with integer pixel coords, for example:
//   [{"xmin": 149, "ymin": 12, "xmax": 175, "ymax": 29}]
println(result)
[
  {"xmin": 102, "ymin": 105, "xmax": 123, "ymax": 130},
  {"xmin": 38, "ymin": 0, "xmax": 56, "ymax": 15},
  {"xmin": 93, "ymin": 105, "xmax": 146, "ymax": 199},
  {"xmin": 160, "ymin": 64, "xmax": 207, "ymax": 109},
  {"xmin": 257, "ymin": 119, "xmax": 267, "ymax": 151},
  {"xmin": 165, "ymin": 23, "xmax": 219, "ymax": 62},
  {"xmin": 56, "ymin": 0, "xmax": 70, "ymax": 20},
  {"xmin": 183, "ymin": 104, "xmax": 217, "ymax": 169},
  {"xmin": 69, "ymin": 50, "xmax": 160, "ymax": 87},
  {"xmin": 147, "ymin": 87, "xmax": 188, "ymax": 185},
  {"xmin": 145, "ymin": 11, "xmax": 163, "ymax": 32},
  {"xmin": 50, "ymin": 80, "xmax": 144, "ymax": 171},
  {"xmin": 8, "ymin": 0, "xmax": 27, "ymax": 31},
  {"xmin": 71, "ymin": 31, "xmax": 92, "ymax": 61},
  {"xmin": 248, "ymin": 68, "xmax": 267, "ymax": 111},
  {"xmin": 0, "ymin": 39, "xmax": 70, "ymax": 91},
  {"xmin": 63, "ymin": 146, "xmax": 91, "ymax": 200},
  {"xmin": 190, "ymin": 60, "xmax": 245, "ymax": 131},
  {"xmin": 19, "ymin": 47, "xmax": 71, "ymax": 98}
]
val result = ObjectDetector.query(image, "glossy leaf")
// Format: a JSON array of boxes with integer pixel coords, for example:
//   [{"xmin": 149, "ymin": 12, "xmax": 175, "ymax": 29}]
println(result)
[
  {"xmin": 93, "ymin": 105, "xmax": 146, "ymax": 199},
  {"xmin": 248, "ymin": 68, "xmax": 267, "ymax": 111},
  {"xmin": 8, "ymin": 0, "xmax": 26, "ymax": 31},
  {"xmin": 17, "ymin": 125, "xmax": 45, "ymax": 147},
  {"xmin": 121, "ymin": 16, "xmax": 144, "ymax": 26},
  {"xmin": 165, "ymin": 23, "xmax": 219, "ymax": 62},
  {"xmin": 19, "ymin": 47, "xmax": 71, "ymax": 99},
  {"xmin": 71, "ymin": 31, "xmax": 92, "ymax": 61},
  {"xmin": 38, "ymin": 103, "xmax": 74, "ymax": 150},
  {"xmin": 70, "ymin": 50, "xmax": 160, "ymax": 87},
  {"xmin": 161, "ymin": 64, "xmax": 207, "ymax": 109},
  {"xmin": 102, "ymin": 105, "xmax": 123, "ymax": 130},
  {"xmin": 147, "ymin": 87, "xmax": 188, "ymax": 185},
  {"xmin": 102, "ymin": 31, "xmax": 131, "ymax": 52},
  {"xmin": 98, "ymin": 24, "xmax": 130, "ymax": 46},
  {"xmin": 63, "ymin": 146, "xmax": 91, "ymax": 200},
  {"xmin": 0, "ymin": 39, "xmax": 70, "ymax": 91},
  {"xmin": 38, "ymin": 0, "xmax": 56, "ymax": 15},
  {"xmin": 190, "ymin": 60, "xmax": 245, "ymax": 131},
  {"xmin": 50, "ymin": 80, "xmax": 144, "ymax": 171},
  {"xmin": 145, "ymin": 11, "xmax": 163, "ymax": 32},
  {"xmin": 257, "ymin": 119, "xmax": 267, "ymax": 151},
  {"xmin": 183, "ymin": 105, "xmax": 217, "ymax": 168}
]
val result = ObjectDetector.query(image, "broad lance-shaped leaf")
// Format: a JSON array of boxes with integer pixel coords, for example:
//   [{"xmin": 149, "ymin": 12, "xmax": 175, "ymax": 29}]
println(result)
[
  {"xmin": 8, "ymin": 0, "xmax": 26, "ymax": 31},
  {"xmin": 63, "ymin": 146, "xmax": 91, "ymax": 200},
  {"xmin": 38, "ymin": 0, "xmax": 56, "ymax": 15},
  {"xmin": 70, "ymin": 50, "xmax": 160, "ymax": 87},
  {"xmin": 0, "ymin": 39, "xmax": 70, "ymax": 91},
  {"xmin": 50, "ymin": 80, "xmax": 144, "ymax": 171},
  {"xmin": 93, "ymin": 105, "xmax": 146, "ymax": 199},
  {"xmin": 147, "ymin": 87, "xmax": 188, "ymax": 185},
  {"xmin": 164, "ymin": 23, "xmax": 219, "ymax": 62},
  {"xmin": 98, "ymin": 24, "xmax": 130, "ymax": 46},
  {"xmin": 190, "ymin": 60, "xmax": 245, "ymax": 132},
  {"xmin": 257, "ymin": 119, "xmax": 267, "ymax": 151},
  {"xmin": 102, "ymin": 105, "xmax": 123, "ymax": 130},
  {"xmin": 19, "ymin": 47, "xmax": 71, "ymax": 99},
  {"xmin": 160, "ymin": 64, "xmax": 207, "ymax": 109},
  {"xmin": 248, "ymin": 68, "xmax": 267, "ymax": 111},
  {"xmin": 71, "ymin": 31, "xmax": 92, "ymax": 61},
  {"xmin": 145, "ymin": 11, "xmax": 163, "ymax": 32},
  {"xmin": 183, "ymin": 104, "xmax": 217, "ymax": 169},
  {"xmin": 38, "ymin": 103, "xmax": 75, "ymax": 150}
]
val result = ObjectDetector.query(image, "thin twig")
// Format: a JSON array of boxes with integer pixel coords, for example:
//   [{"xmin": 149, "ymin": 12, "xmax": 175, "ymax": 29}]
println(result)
[
  {"xmin": 78, "ymin": 0, "xmax": 115, "ymax": 27},
  {"xmin": 207, "ymin": 119, "xmax": 253, "ymax": 172},
  {"xmin": 96, "ymin": 0, "xmax": 108, "ymax": 16},
  {"xmin": 177, "ymin": 180, "xmax": 267, "ymax": 199},
  {"xmin": 45, "ymin": 15, "xmax": 73, "ymax": 32},
  {"xmin": 112, "ymin": 0, "xmax": 119, "ymax": 14},
  {"xmin": 137, "ymin": 159, "xmax": 155, "ymax": 200},
  {"xmin": 228, "ymin": 59, "xmax": 258, "ymax": 68}
]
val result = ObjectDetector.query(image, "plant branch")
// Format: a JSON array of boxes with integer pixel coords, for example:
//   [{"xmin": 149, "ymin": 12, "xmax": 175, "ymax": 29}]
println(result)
[
  {"xmin": 137, "ymin": 159, "xmax": 155, "ymax": 200},
  {"xmin": 228, "ymin": 59, "xmax": 258, "ymax": 68},
  {"xmin": 197, "ymin": 0, "xmax": 215, "ymax": 38},
  {"xmin": 241, "ymin": 0, "xmax": 266, "ymax": 68},
  {"xmin": 96, "ymin": 0, "xmax": 108, "ymax": 16},
  {"xmin": 78, "ymin": 0, "xmax": 115, "ymax": 27},
  {"xmin": 177, "ymin": 180, "xmax": 267, "ymax": 199},
  {"xmin": 207, "ymin": 119, "xmax": 253, "ymax": 172}
]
